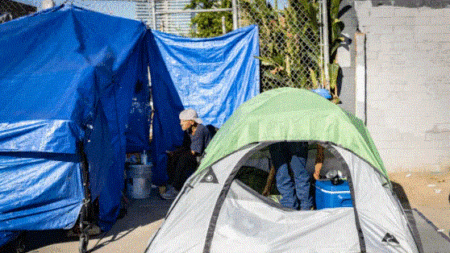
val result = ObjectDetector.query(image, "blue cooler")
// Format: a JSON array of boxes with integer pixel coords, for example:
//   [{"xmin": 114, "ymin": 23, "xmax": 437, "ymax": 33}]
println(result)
[{"xmin": 315, "ymin": 180, "xmax": 353, "ymax": 209}]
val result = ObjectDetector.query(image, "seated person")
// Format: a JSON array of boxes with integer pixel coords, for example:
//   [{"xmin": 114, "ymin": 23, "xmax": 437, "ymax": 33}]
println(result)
[{"xmin": 161, "ymin": 108, "xmax": 212, "ymax": 200}]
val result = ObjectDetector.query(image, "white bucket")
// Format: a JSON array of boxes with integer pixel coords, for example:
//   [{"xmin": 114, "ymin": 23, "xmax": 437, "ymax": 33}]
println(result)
[{"xmin": 126, "ymin": 164, "xmax": 152, "ymax": 199}]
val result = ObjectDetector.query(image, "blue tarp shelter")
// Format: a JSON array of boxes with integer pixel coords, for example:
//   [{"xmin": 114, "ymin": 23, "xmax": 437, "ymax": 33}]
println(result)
[
  {"xmin": 0, "ymin": 4, "xmax": 149, "ymax": 234},
  {"xmin": 0, "ymin": 3, "xmax": 259, "ymax": 244},
  {"xmin": 148, "ymin": 26, "xmax": 259, "ymax": 185}
]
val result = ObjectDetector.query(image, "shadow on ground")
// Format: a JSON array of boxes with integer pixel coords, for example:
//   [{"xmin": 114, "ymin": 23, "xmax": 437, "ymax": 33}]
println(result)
[
  {"xmin": 391, "ymin": 180, "xmax": 412, "ymax": 209},
  {"xmin": 23, "ymin": 229, "xmax": 81, "ymax": 252},
  {"xmin": 88, "ymin": 189, "xmax": 173, "ymax": 252},
  {"xmin": 19, "ymin": 189, "xmax": 172, "ymax": 253}
]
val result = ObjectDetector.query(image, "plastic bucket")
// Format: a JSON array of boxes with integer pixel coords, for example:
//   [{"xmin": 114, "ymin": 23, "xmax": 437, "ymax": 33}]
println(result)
[{"xmin": 126, "ymin": 164, "xmax": 152, "ymax": 199}]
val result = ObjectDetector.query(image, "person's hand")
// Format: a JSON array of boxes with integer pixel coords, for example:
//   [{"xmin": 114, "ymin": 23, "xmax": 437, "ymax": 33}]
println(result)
[{"xmin": 313, "ymin": 170, "xmax": 321, "ymax": 180}]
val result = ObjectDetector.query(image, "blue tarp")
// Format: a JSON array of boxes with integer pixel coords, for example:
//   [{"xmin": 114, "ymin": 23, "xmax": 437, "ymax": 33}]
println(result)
[
  {"xmin": 0, "ymin": 4, "xmax": 148, "ymax": 233},
  {"xmin": 148, "ymin": 26, "xmax": 260, "ymax": 185},
  {"xmin": 0, "ymin": 4, "xmax": 260, "ymax": 241},
  {"xmin": 125, "ymin": 78, "xmax": 152, "ymax": 153}
]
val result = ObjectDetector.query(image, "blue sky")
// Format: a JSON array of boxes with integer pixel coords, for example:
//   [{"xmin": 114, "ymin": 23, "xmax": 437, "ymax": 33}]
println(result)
[
  {"xmin": 267, "ymin": 0, "xmax": 288, "ymax": 10},
  {"xmin": 15, "ymin": 0, "xmax": 136, "ymax": 19}
]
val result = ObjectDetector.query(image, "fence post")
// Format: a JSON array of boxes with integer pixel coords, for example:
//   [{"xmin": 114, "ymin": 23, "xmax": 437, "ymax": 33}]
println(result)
[
  {"xmin": 322, "ymin": 0, "xmax": 330, "ymax": 89},
  {"xmin": 222, "ymin": 16, "xmax": 226, "ymax": 34},
  {"xmin": 232, "ymin": 0, "xmax": 238, "ymax": 30}
]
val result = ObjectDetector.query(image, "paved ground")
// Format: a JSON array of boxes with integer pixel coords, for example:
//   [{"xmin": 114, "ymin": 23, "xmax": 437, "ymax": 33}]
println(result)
[
  {"xmin": 15, "ymin": 188, "xmax": 172, "ymax": 253},
  {"xmin": 389, "ymin": 170, "xmax": 450, "ymax": 236},
  {"xmin": 409, "ymin": 209, "xmax": 450, "ymax": 252},
  {"xmin": 390, "ymin": 170, "xmax": 450, "ymax": 252},
  {"xmin": 3, "ymin": 171, "xmax": 450, "ymax": 253}
]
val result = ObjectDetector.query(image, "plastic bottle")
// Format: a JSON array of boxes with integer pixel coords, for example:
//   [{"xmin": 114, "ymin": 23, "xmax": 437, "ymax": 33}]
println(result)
[{"xmin": 141, "ymin": 150, "xmax": 148, "ymax": 165}]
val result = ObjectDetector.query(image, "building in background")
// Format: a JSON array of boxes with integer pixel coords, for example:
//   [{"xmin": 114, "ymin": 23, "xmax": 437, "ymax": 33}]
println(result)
[
  {"xmin": 135, "ymin": 0, "xmax": 192, "ymax": 36},
  {"xmin": 337, "ymin": 0, "xmax": 450, "ymax": 172}
]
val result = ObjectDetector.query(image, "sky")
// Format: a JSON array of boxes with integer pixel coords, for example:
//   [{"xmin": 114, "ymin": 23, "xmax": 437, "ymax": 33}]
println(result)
[
  {"xmin": 15, "ymin": 0, "xmax": 136, "ymax": 19},
  {"xmin": 267, "ymin": 0, "xmax": 288, "ymax": 10}
]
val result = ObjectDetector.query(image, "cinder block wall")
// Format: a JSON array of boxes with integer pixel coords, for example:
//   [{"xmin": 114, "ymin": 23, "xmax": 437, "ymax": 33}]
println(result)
[{"xmin": 354, "ymin": 1, "xmax": 450, "ymax": 172}]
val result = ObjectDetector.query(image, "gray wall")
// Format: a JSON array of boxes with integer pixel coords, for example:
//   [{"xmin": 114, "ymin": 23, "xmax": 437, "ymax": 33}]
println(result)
[
  {"xmin": 350, "ymin": 0, "xmax": 450, "ymax": 172},
  {"xmin": 336, "ymin": 0, "xmax": 359, "ymax": 114}
]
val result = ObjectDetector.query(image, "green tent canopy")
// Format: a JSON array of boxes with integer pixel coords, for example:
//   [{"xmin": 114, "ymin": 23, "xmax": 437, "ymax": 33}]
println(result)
[{"xmin": 199, "ymin": 87, "xmax": 387, "ymax": 177}]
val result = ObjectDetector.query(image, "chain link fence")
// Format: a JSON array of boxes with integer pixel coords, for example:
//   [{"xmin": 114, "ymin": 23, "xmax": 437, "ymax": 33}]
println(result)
[
  {"xmin": 239, "ymin": 0, "xmax": 323, "ymax": 91},
  {"xmin": 1, "ymin": 0, "xmax": 325, "ymax": 92}
]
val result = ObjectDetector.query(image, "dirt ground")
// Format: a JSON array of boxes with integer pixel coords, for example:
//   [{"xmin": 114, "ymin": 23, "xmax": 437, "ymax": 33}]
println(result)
[{"xmin": 389, "ymin": 170, "xmax": 450, "ymax": 236}]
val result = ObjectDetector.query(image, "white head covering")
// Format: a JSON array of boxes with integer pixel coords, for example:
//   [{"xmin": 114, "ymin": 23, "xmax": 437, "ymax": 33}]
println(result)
[{"xmin": 179, "ymin": 108, "xmax": 203, "ymax": 124}]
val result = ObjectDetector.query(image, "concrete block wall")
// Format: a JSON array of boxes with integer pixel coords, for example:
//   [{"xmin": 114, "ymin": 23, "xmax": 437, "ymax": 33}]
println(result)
[{"xmin": 354, "ymin": 1, "xmax": 450, "ymax": 172}]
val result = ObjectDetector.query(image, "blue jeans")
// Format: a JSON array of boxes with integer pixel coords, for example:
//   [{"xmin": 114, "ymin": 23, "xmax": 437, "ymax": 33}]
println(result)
[{"xmin": 270, "ymin": 142, "xmax": 312, "ymax": 210}]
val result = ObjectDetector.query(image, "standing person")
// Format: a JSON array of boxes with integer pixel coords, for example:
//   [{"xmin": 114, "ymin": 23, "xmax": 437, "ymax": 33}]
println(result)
[
  {"xmin": 269, "ymin": 142, "xmax": 313, "ymax": 210},
  {"xmin": 264, "ymin": 89, "xmax": 330, "ymax": 208},
  {"xmin": 161, "ymin": 108, "xmax": 211, "ymax": 200}
]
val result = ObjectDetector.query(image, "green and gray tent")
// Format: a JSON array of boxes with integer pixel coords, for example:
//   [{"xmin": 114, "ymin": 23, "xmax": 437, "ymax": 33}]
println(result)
[{"xmin": 146, "ymin": 88, "xmax": 421, "ymax": 253}]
